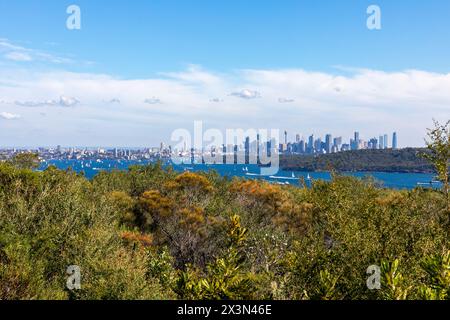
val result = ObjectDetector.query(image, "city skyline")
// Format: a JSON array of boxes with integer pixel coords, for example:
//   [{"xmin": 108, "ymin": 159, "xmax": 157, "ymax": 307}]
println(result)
[
  {"xmin": 1, "ymin": 1, "xmax": 450, "ymax": 147},
  {"xmin": 0, "ymin": 129, "xmax": 399, "ymax": 154}
]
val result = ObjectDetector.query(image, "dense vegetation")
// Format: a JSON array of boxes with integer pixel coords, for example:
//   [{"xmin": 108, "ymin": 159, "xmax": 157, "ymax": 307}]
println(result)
[
  {"xmin": 0, "ymin": 120, "xmax": 448, "ymax": 300},
  {"xmin": 280, "ymin": 148, "xmax": 433, "ymax": 173},
  {"xmin": 0, "ymin": 162, "xmax": 448, "ymax": 300}
]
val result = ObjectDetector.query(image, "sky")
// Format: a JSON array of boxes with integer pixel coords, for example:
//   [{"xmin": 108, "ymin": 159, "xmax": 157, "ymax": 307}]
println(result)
[{"xmin": 0, "ymin": 0, "xmax": 449, "ymax": 148}]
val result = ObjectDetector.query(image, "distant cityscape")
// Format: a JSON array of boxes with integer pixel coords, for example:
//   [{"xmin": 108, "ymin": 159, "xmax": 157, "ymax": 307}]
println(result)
[
  {"xmin": 0, "ymin": 131, "xmax": 398, "ymax": 164},
  {"xmin": 278, "ymin": 131, "xmax": 398, "ymax": 154}
]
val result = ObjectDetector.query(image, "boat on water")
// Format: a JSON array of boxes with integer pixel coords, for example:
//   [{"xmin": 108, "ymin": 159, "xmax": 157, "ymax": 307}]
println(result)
[
  {"xmin": 245, "ymin": 172, "xmax": 261, "ymax": 176},
  {"xmin": 269, "ymin": 175, "xmax": 298, "ymax": 180},
  {"xmin": 417, "ymin": 181, "xmax": 441, "ymax": 186}
]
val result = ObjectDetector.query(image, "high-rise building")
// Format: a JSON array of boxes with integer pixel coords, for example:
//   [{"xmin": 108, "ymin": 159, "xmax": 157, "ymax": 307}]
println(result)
[
  {"xmin": 325, "ymin": 134, "xmax": 332, "ymax": 154},
  {"xmin": 379, "ymin": 135, "xmax": 384, "ymax": 149},
  {"xmin": 308, "ymin": 135, "xmax": 314, "ymax": 154},
  {"xmin": 299, "ymin": 140, "xmax": 305, "ymax": 153},
  {"xmin": 295, "ymin": 134, "xmax": 301, "ymax": 143},
  {"xmin": 244, "ymin": 137, "xmax": 250, "ymax": 164},
  {"xmin": 314, "ymin": 138, "xmax": 322, "ymax": 153},
  {"xmin": 392, "ymin": 132, "xmax": 398, "ymax": 149},
  {"xmin": 284, "ymin": 131, "xmax": 288, "ymax": 145},
  {"xmin": 352, "ymin": 132, "xmax": 360, "ymax": 150},
  {"xmin": 384, "ymin": 134, "xmax": 388, "ymax": 149},
  {"xmin": 368, "ymin": 138, "xmax": 378, "ymax": 149}
]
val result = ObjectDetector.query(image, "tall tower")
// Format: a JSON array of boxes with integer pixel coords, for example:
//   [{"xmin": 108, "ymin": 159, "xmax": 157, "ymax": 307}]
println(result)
[
  {"xmin": 392, "ymin": 132, "xmax": 398, "ymax": 149},
  {"xmin": 244, "ymin": 136, "xmax": 250, "ymax": 164},
  {"xmin": 325, "ymin": 134, "xmax": 332, "ymax": 154},
  {"xmin": 308, "ymin": 134, "xmax": 314, "ymax": 153},
  {"xmin": 284, "ymin": 131, "xmax": 288, "ymax": 145},
  {"xmin": 353, "ymin": 132, "xmax": 360, "ymax": 150},
  {"xmin": 384, "ymin": 134, "xmax": 388, "ymax": 149}
]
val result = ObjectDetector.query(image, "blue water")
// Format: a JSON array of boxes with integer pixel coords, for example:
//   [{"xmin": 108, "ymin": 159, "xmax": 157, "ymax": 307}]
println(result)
[{"xmin": 38, "ymin": 159, "xmax": 440, "ymax": 190}]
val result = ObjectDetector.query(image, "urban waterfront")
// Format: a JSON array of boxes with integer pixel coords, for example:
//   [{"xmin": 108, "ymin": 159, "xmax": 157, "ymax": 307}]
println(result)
[{"xmin": 38, "ymin": 159, "xmax": 439, "ymax": 190}]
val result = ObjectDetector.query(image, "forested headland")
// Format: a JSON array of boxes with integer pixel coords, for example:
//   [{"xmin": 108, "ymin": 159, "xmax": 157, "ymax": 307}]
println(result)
[{"xmin": 280, "ymin": 148, "xmax": 434, "ymax": 173}]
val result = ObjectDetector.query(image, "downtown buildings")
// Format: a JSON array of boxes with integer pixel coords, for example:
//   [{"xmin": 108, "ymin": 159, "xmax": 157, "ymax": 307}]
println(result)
[{"xmin": 281, "ymin": 131, "xmax": 398, "ymax": 155}]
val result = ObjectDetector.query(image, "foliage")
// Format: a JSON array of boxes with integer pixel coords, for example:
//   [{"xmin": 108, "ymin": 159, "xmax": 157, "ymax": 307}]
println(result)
[
  {"xmin": 422, "ymin": 119, "xmax": 450, "ymax": 208},
  {"xmin": 0, "ymin": 156, "xmax": 449, "ymax": 300},
  {"xmin": 281, "ymin": 148, "xmax": 433, "ymax": 173},
  {"xmin": 8, "ymin": 152, "xmax": 41, "ymax": 170}
]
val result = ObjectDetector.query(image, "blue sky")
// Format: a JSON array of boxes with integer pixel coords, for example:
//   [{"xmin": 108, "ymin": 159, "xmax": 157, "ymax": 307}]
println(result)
[{"xmin": 0, "ymin": 1, "xmax": 449, "ymax": 147}]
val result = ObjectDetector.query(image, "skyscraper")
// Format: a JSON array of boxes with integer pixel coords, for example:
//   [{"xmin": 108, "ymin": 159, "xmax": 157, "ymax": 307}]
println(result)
[
  {"xmin": 379, "ymin": 135, "xmax": 384, "ymax": 149},
  {"xmin": 392, "ymin": 132, "xmax": 398, "ymax": 149},
  {"xmin": 325, "ymin": 134, "xmax": 332, "ymax": 154},
  {"xmin": 308, "ymin": 134, "xmax": 314, "ymax": 154},
  {"xmin": 333, "ymin": 137, "xmax": 342, "ymax": 149},
  {"xmin": 314, "ymin": 138, "xmax": 322, "ymax": 153},
  {"xmin": 384, "ymin": 134, "xmax": 388, "ymax": 149},
  {"xmin": 299, "ymin": 140, "xmax": 305, "ymax": 153},
  {"xmin": 244, "ymin": 137, "xmax": 250, "ymax": 164},
  {"xmin": 352, "ymin": 132, "xmax": 360, "ymax": 150}
]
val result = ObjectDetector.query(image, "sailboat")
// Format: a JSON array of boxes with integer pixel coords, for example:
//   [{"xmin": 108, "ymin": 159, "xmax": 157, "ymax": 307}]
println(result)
[{"xmin": 306, "ymin": 173, "xmax": 311, "ymax": 180}]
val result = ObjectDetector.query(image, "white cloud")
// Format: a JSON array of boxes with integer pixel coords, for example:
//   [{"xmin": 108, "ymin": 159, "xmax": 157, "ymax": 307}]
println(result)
[
  {"xmin": 15, "ymin": 96, "xmax": 80, "ymax": 107},
  {"xmin": 144, "ymin": 97, "xmax": 162, "ymax": 104},
  {"xmin": 229, "ymin": 89, "xmax": 261, "ymax": 99},
  {"xmin": 278, "ymin": 97, "xmax": 295, "ymax": 103},
  {"xmin": 0, "ymin": 112, "xmax": 21, "ymax": 120},
  {"xmin": 4, "ymin": 51, "xmax": 33, "ymax": 62},
  {"xmin": 59, "ymin": 96, "xmax": 80, "ymax": 107},
  {"xmin": 106, "ymin": 98, "xmax": 121, "ymax": 104},
  {"xmin": 0, "ymin": 38, "xmax": 73, "ymax": 64},
  {"xmin": 0, "ymin": 66, "xmax": 449, "ymax": 147}
]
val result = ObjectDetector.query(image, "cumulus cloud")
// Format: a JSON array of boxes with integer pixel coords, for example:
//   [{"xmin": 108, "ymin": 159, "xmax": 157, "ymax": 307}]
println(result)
[
  {"xmin": 15, "ymin": 96, "xmax": 80, "ymax": 107},
  {"xmin": 0, "ymin": 112, "xmax": 21, "ymax": 120},
  {"xmin": 229, "ymin": 89, "xmax": 261, "ymax": 99},
  {"xmin": 59, "ymin": 96, "xmax": 80, "ymax": 107},
  {"xmin": 144, "ymin": 97, "xmax": 162, "ymax": 104},
  {"xmin": 0, "ymin": 66, "xmax": 449, "ymax": 147},
  {"xmin": 278, "ymin": 97, "xmax": 295, "ymax": 103}
]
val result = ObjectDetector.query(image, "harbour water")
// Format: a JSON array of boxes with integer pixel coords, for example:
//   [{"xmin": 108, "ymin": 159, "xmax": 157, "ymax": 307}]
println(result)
[{"xmin": 38, "ymin": 159, "xmax": 441, "ymax": 190}]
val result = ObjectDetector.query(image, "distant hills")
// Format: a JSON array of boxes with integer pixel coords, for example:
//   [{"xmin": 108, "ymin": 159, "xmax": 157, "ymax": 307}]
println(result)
[{"xmin": 280, "ymin": 148, "xmax": 435, "ymax": 174}]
